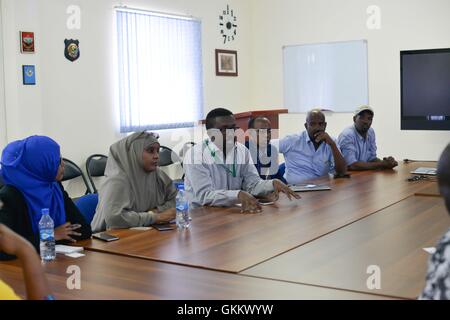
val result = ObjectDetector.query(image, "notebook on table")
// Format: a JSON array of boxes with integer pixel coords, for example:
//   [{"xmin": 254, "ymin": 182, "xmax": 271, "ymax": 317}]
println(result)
[
  {"xmin": 289, "ymin": 184, "xmax": 331, "ymax": 192},
  {"xmin": 55, "ymin": 245, "xmax": 84, "ymax": 254},
  {"xmin": 410, "ymin": 167, "xmax": 437, "ymax": 175}
]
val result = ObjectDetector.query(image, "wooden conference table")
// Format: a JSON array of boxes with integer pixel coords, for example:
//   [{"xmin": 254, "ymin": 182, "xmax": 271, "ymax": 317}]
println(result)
[
  {"xmin": 0, "ymin": 251, "xmax": 390, "ymax": 300},
  {"xmin": 0, "ymin": 162, "xmax": 446, "ymax": 299},
  {"xmin": 77, "ymin": 162, "xmax": 441, "ymax": 273},
  {"xmin": 415, "ymin": 183, "xmax": 441, "ymax": 197},
  {"xmin": 243, "ymin": 195, "xmax": 449, "ymax": 299}
]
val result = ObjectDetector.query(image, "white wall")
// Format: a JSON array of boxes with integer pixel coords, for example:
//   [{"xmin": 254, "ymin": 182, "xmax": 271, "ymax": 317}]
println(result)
[
  {"xmin": 249, "ymin": 0, "xmax": 450, "ymax": 160},
  {"xmin": 1, "ymin": 0, "xmax": 252, "ymax": 194},
  {"xmin": 2, "ymin": 0, "xmax": 253, "ymax": 158},
  {"xmin": 2, "ymin": 0, "xmax": 44, "ymax": 144}
]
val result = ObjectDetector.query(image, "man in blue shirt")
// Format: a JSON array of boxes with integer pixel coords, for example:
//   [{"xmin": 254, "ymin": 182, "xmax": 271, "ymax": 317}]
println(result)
[
  {"xmin": 279, "ymin": 109, "xmax": 347, "ymax": 185},
  {"xmin": 245, "ymin": 116, "xmax": 286, "ymax": 182},
  {"xmin": 338, "ymin": 105, "xmax": 398, "ymax": 171}
]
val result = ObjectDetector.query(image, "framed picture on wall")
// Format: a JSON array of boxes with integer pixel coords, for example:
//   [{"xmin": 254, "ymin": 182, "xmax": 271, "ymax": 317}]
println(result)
[
  {"xmin": 215, "ymin": 49, "xmax": 238, "ymax": 76},
  {"xmin": 20, "ymin": 31, "xmax": 35, "ymax": 53},
  {"xmin": 22, "ymin": 65, "xmax": 36, "ymax": 85}
]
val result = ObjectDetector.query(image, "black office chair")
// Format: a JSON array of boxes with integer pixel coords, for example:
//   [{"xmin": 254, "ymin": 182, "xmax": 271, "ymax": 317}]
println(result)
[
  {"xmin": 159, "ymin": 146, "xmax": 184, "ymax": 185},
  {"xmin": 179, "ymin": 141, "xmax": 196, "ymax": 160},
  {"xmin": 159, "ymin": 146, "xmax": 181, "ymax": 167},
  {"xmin": 86, "ymin": 154, "xmax": 108, "ymax": 193},
  {"xmin": 177, "ymin": 142, "xmax": 196, "ymax": 181},
  {"xmin": 62, "ymin": 158, "xmax": 92, "ymax": 195},
  {"xmin": 0, "ymin": 171, "xmax": 4, "ymax": 190}
]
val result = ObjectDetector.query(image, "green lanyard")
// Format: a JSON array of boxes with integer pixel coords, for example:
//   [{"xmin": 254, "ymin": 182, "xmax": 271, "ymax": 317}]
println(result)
[{"xmin": 204, "ymin": 139, "xmax": 237, "ymax": 177}]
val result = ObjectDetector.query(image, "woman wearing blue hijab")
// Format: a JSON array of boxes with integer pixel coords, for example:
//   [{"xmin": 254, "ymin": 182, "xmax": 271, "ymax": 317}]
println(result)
[{"xmin": 0, "ymin": 136, "xmax": 91, "ymax": 260}]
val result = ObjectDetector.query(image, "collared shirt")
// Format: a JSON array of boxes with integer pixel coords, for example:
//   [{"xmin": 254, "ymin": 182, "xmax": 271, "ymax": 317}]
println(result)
[
  {"xmin": 420, "ymin": 228, "xmax": 450, "ymax": 300},
  {"xmin": 183, "ymin": 141, "xmax": 274, "ymax": 208},
  {"xmin": 244, "ymin": 141, "xmax": 284, "ymax": 181},
  {"xmin": 279, "ymin": 131, "xmax": 337, "ymax": 185},
  {"xmin": 337, "ymin": 125, "xmax": 377, "ymax": 166},
  {"xmin": 0, "ymin": 279, "xmax": 20, "ymax": 300}
]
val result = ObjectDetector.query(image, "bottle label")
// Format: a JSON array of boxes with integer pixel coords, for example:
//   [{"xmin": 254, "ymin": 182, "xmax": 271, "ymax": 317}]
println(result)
[
  {"xmin": 40, "ymin": 229, "xmax": 55, "ymax": 241},
  {"xmin": 176, "ymin": 203, "xmax": 188, "ymax": 211}
]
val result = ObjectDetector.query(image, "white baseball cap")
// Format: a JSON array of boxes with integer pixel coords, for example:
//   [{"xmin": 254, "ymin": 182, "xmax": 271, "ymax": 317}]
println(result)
[{"xmin": 354, "ymin": 105, "xmax": 374, "ymax": 116}]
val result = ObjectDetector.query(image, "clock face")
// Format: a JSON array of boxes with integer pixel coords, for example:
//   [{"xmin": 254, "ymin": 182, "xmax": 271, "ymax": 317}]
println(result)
[{"xmin": 219, "ymin": 5, "xmax": 237, "ymax": 44}]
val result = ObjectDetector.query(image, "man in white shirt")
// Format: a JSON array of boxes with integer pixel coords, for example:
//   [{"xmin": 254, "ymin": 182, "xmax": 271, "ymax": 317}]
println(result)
[{"xmin": 183, "ymin": 108, "xmax": 299, "ymax": 213}]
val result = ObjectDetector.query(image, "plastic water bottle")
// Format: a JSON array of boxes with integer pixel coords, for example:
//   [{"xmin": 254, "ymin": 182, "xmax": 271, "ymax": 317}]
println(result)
[
  {"xmin": 39, "ymin": 208, "xmax": 56, "ymax": 261},
  {"xmin": 176, "ymin": 184, "xmax": 190, "ymax": 229}
]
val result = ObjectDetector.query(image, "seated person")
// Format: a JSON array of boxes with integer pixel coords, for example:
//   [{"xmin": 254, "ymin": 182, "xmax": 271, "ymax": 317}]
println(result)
[
  {"xmin": 420, "ymin": 143, "xmax": 450, "ymax": 300},
  {"xmin": 245, "ymin": 116, "xmax": 285, "ymax": 182},
  {"xmin": 0, "ymin": 223, "xmax": 52, "ymax": 300},
  {"xmin": 183, "ymin": 108, "xmax": 299, "ymax": 213},
  {"xmin": 91, "ymin": 132, "xmax": 176, "ymax": 232},
  {"xmin": 337, "ymin": 105, "xmax": 398, "ymax": 170},
  {"xmin": 279, "ymin": 109, "xmax": 347, "ymax": 185},
  {"xmin": 0, "ymin": 136, "xmax": 92, "ymax": 260}
]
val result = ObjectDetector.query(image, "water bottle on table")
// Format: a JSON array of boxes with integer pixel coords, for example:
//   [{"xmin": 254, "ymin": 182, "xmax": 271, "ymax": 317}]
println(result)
[
  {"xmin": 176, "ymin": 184, "xmax": 190, "ymax": 229},
  {"xmin": 39, "ymin": 208, "xmax": 56, "ymax": 261}
]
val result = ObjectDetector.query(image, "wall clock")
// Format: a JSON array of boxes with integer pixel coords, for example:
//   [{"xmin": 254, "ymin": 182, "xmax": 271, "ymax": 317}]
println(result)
[{"xmin": 219, "ymin": 5, "xmax": 237, "ymax": 44}]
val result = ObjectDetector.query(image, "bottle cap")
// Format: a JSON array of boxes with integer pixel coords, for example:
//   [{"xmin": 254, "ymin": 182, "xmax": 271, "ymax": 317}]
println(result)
[
  {"xmin": 41, "ymin": 208, "xmax": 50, "ymax": 215},
  {"xmin": 175, "ymin": 182, "xmax": 184, "ymax": 191}
]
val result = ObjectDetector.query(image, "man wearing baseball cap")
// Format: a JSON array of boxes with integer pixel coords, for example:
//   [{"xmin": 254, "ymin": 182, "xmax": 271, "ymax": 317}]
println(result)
[{"xmin": 337, "ymin": 105, "xmax": 398, "ymax": 170}]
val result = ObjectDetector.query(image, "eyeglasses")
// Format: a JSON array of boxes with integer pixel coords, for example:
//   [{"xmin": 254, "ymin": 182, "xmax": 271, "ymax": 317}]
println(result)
[
  {"xmin": 256, "ymin": 129, "xmax": 271, "ymax": 135},
  {"xmin": 218, "ymin": 126, "xmax": 240, "ymax": 133}
]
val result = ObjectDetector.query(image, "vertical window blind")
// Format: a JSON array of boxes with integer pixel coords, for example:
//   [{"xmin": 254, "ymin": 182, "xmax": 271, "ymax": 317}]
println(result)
[{"xmin": 116, "ymin": 9, "xmax": 204, "ymax": 132}]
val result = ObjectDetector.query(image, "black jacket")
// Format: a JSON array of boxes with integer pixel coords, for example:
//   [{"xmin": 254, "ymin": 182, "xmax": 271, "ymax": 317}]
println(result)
[{"xmin": 0, "ymin": 184, "xmax": 92, "ymax": 260}]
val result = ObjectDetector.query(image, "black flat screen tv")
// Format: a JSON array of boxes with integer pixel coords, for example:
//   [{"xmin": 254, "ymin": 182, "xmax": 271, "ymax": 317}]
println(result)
[{"xmin": 401, "ymin": 48, "xmax": 450, "ymax": 130}]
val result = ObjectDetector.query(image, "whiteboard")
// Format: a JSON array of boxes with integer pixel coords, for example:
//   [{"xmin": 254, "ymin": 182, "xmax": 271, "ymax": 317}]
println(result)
[{"xmin": 283, "ymin": 40, "xmax": 368, "ymax": 113}]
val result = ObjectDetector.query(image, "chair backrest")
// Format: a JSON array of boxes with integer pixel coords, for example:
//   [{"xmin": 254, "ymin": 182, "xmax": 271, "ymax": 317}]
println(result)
[
  {"xmin": 179, "ymin": 141, "xmax": 196, "ymax": 160},
  {"xmin": 74, "ymin": 193, "xmax": 98, "ymax": 224},
  {"xmin": 178, "ymin": 142, "xmax": 196, "ymax": 180},
  {"xmin": 278, "ymin": 162, "xmax": 286, "ymax": 183},
  {"xmin": 86, "ymin": 154, "xmax": 108, "ymax": 193},
  {"xmin": 159, "ymin": 146, "xmax": 181, "ymax": 167},
  {"xmin": 62, "ymin": 158, "xmax": 92, "ymax": 194}
]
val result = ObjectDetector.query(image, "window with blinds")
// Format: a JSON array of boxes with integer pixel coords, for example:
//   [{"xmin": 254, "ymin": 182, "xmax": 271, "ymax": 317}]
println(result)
[{"xmin": 116, "ymin": 9, "xmax": 204, "ymax": 132}]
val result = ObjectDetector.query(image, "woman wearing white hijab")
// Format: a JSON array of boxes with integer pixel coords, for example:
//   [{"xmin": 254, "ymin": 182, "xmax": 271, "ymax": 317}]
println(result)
[{"xmin": 91, "ymin": 132, "xmax": 177, "ymax": 232}]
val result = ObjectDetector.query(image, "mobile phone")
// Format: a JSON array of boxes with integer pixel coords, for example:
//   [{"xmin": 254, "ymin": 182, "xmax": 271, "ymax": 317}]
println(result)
[
  {"xmin": 92, "ymin": 232, "xmax": 119, "ymax": 242},
  {"xmin": 152, "ymin": 223, "xmax": 176, "ymax": 231}
]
